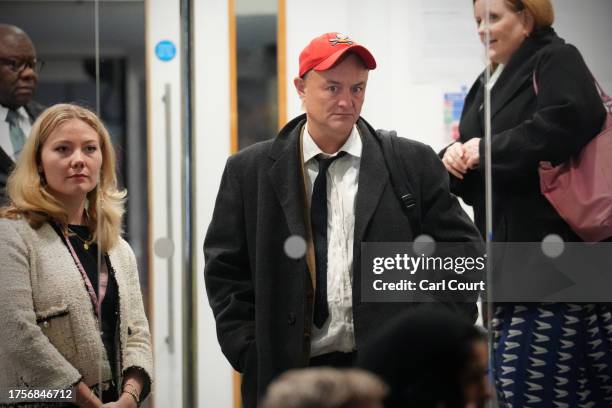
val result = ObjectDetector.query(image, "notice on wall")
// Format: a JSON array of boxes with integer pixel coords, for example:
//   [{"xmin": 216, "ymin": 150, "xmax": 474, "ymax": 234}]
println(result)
[
  {"xmin": 408, "ymin": 0, "xmax": 483, "ymax": 83},
  {"xmin": 443, "ymin": 85, "xmax": 469, "ymax": 142}
]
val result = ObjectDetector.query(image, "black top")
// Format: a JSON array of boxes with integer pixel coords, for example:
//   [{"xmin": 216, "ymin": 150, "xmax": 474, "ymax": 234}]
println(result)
[{"xmin": 52, "ymin": 223, "xmax": 119, "ymax": 380}]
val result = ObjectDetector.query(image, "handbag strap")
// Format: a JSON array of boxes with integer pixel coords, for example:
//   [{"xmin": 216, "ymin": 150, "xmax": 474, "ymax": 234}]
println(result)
[{"xmin": 591, "ymin": 75, "xmax": 612, "ymax": 111}]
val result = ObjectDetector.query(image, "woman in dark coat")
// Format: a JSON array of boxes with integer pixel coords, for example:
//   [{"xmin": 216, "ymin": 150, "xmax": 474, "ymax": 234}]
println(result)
[{"xmin": 440, "ymin": 0, "xmax": 610, "ymax": 406}]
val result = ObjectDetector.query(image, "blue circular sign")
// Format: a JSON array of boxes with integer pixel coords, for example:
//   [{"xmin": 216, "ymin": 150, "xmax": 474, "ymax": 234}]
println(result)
[{"xmin": 155, "ymin": 40, "xmax": 176, "ymax": 62}]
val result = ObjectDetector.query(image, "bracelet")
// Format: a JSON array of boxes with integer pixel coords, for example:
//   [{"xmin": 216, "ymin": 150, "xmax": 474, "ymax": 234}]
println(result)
[
  {"xmin": 123, "ymin": 383, "xmax": 140, "ymax": 395},
  {"xmin": 123, "ymin": 382, "xmax": 141, "ymax": 403},
  {"xmin": 122, "ymin": 389, "xmax": 140, "ymax": 405}
]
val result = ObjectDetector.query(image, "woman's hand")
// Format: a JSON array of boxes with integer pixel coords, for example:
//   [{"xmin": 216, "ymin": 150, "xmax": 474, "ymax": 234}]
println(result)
[
  {"xmin": 463, "ymin": 138, "xmax": 481, "ymax": 169},
  {"xmin": 442, "ymin": 142, "xmax": 468, "ymax": 179}
]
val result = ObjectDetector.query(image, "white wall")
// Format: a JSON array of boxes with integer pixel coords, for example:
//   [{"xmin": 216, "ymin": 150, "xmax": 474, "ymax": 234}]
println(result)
[{"xmin": 554, "ymin": 0, "xmax": 612, "ymax": 93}]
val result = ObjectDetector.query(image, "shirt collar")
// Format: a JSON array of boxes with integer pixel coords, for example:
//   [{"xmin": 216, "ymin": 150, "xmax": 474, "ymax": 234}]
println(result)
[
  {"xmin": 0, "ymin": 104, "xmax": 29, "ymax": 124},
  {"xmin": 302, "ymin": 123, "xmax": 362, "ymax": 164}
]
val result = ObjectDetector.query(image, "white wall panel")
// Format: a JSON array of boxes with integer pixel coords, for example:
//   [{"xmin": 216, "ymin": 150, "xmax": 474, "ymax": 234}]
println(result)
[
  {"xmin": 146, "ymin": 0, "xmax": 183, "ymax": 405},
  {"xmin": 193, "ymin": 0, "xmax": 235, "ymax": 406},
  {"xmin": 554, "ymin": 0, "xmax": 612, "ymax": 94}
]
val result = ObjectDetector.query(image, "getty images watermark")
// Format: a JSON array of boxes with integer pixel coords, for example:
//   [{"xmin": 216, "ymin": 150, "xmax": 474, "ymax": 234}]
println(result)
[
  {"xmin": 361, "ymin": 242, "xmax": 485, "ymax": 302},
  {"xmin": 371, "ymin": 252, "xmax": 486, "ymax": 292},
  {"xmin": 361, "ymin": 241, "xmax": 612, "ymax": 303}
]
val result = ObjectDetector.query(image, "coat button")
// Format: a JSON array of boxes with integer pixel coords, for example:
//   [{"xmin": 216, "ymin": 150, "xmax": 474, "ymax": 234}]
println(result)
[{"xmin": 287, "ymin": 313, "xmax": 296, "ymax": 326}]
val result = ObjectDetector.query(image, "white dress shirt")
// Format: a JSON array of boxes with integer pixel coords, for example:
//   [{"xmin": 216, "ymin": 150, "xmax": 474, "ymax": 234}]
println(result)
[
  {"xmin": 0, "ymin": 105, "xmax": 32, "ymax": 161},
  {"xmin": 303, "ymin": 123, "xmax": 361, "ymax": 357}
]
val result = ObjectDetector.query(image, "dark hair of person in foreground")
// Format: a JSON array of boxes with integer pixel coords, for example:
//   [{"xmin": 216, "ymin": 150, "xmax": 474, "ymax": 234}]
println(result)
[{"xmin": 357, "ymin": 306, "xmax": 490, "ymax": 408}]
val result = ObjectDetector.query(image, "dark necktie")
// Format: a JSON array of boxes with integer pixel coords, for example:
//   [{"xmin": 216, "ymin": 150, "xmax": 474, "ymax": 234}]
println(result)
[
  {"xmin": 311, "ymin": 151, "xmax": 346, "ymax": 329},
  {"xmin": 5, "ymin": 109, "xmax": 26, "ymax": 159}
]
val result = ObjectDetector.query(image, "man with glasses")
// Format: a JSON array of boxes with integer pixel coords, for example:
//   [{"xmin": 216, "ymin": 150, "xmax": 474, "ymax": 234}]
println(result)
[{"xmin": 0, "ymin": 24, "xmax": 44, "ymax": 202}]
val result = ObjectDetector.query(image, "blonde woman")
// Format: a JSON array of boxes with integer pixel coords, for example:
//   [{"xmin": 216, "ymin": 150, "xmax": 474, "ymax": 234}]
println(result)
[{"xmin": 0, "ymin": 104, "xmax": 152, "ymax": 407}]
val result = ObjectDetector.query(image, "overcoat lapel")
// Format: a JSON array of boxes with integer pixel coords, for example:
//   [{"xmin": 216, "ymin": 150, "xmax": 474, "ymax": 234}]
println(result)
[
  {"xmin": 267, "ymin": 115, "xmax": 391, "ymax": 287},
  {"xmin": 267, "ymin": 115, "xmax": 309, "ymax": 243},
  {"xmin": 354, "ymin": 120, "xmax": 389, "ymax": 244},
  {"xmin": 490, "ymin": 67, "xmax": 532, "ymax": 120},
  {"xmin": 0, "ymin": 147, "xmax": 13, "ymax": 174},
  {"xmin": 267, "ymin": 114, "xmax": 317, "ymax": 288},
  {"xmin": 269, "ymin": 117, "xmax": 390, "ymax": 244},
  {"xmin": 490, "ymin": 33, "xmax": 552, "ymax": 119}
]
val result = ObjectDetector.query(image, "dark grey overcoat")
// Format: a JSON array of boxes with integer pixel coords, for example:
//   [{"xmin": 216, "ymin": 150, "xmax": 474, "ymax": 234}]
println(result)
[{"xmin": 204, "ymin": 114, "xmax": 483, "ymax": 407}]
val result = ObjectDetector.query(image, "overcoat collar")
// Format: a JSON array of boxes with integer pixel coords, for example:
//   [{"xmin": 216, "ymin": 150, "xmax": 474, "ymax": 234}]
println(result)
[
  {"xmin": 490, "ymin": 27, "xmax": 562, "ymax": 118},
  {"xmin": 267, "ymin": 114, "xmax": 309, "ymax": 240},
  {"xmin": 267, "ymin": 114, "xmax": 389, "ymax": 246},
  {"xmin": 0, "ymin": 147, "xmax": 13, "ymax": 173},
  {"xmin": 354, "ymin": 118, "xmax": 389, "ymax": 243}
]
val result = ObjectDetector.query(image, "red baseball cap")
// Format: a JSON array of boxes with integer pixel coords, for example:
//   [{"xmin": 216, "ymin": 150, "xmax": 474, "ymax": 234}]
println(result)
[{"xmin": 298, "ymin": 32, "xmax": 377, "ymax": 77}]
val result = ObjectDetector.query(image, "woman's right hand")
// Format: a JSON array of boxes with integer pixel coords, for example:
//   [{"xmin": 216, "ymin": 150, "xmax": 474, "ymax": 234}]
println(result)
[{"xmin": 442, "ymin": 142, "xmax": 468, "ymax": 179}]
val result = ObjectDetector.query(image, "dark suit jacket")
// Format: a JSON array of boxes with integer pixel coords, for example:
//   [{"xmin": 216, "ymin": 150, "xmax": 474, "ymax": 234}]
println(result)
[
  {"xmin": 444, "ymin": 27, "xmax": 606, "ymax": 242},
  {"xmin": 204, "ymin": 114, "xmax": 483, "ymax": 407},
  {"xmin": 0, "ymin": 100, "xmax": 44, "ymax": 203}
]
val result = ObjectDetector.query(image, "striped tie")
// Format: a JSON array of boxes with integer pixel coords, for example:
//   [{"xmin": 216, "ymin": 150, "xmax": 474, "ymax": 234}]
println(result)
[{"xmin": 6, "ymin": 109, "xmax": 26, "ymax": 159}]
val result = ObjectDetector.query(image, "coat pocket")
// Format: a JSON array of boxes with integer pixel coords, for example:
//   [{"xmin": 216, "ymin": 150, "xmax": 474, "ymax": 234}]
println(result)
[{"xmin": 36, "ymin": 305, "xmax": 78, "ymax": 362}]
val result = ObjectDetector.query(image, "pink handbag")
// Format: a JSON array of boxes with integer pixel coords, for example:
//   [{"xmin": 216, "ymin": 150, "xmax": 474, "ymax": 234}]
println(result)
[{"xmin": 535, "ymin": 73, "xmax": 612, "ymax": 241}]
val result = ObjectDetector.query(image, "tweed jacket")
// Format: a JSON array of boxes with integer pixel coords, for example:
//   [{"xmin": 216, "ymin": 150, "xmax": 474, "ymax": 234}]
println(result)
[{"xmin": 0, "ymin": 218, "xmax": 153, "ymax": 403}]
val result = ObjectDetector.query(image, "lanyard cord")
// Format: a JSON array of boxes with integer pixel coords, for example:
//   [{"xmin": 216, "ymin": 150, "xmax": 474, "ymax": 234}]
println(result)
[{"xmin": 64, "ymin": 232, "xmax": 109, "ymax": 317}]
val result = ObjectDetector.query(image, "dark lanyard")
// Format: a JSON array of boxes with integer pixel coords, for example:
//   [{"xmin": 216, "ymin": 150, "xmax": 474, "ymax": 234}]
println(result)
[{"xmin": 64, "ymin": 234, "xmax": 108, "ymax": 317}]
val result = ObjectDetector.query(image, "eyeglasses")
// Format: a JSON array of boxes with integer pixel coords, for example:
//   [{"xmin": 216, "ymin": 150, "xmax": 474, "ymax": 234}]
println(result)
[{"xmin": 0, "ymin": 57, "xmax": 44, "ymax": 74}]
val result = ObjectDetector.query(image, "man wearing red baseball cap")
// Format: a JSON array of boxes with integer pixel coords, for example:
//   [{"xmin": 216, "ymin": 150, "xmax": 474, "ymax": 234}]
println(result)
[{"xmin": 205, "ymin": 32, "xmax": 481, "ymax": 407}]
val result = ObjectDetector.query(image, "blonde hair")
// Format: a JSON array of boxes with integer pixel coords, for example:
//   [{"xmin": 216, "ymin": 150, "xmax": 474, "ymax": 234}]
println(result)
[
  {"xmin": 508, "ymin": 0, "xmax": 554, "ymax": 29},
  {"xmin": 0, "ymin": 103, "xmax": 126, "ymax": 252}
]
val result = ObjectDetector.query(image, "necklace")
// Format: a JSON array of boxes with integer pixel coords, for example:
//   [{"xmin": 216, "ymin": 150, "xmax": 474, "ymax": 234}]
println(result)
[{"xmin": 66, "ymin": 226, "xmax": 93, "ymax": 251}]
